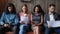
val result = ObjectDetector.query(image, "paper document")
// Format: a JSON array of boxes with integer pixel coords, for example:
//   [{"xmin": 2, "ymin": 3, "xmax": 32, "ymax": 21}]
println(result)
[
  {"xmin": 21, "ymin": 16, "xmax": 29, "ymax": 24},
  {"xmin": 47, "ymin": 21, "xmax": 60, "ymax": 27}
]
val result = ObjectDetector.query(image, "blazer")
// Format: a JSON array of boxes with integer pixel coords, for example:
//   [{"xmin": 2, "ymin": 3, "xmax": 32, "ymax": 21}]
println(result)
[{"xmin": 44, "ymin": 12, "xmax": 60, "ymax": 27}]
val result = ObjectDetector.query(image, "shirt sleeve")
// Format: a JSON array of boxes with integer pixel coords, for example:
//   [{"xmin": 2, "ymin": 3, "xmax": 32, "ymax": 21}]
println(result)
[
  {"xmin": 14, "ymin": 14, "xmax": 19, "ymax": 26},
  {"xmin": 44, "ymin": 14, "xmax": 48, "ymax": 27},
  {"xmin": 0, "ymin": 12, "xmax": 5, "ymax": 25}
]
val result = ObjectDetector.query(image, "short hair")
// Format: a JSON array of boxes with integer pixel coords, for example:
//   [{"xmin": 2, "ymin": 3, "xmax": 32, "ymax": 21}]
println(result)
[{"xmin": 49, "ymin": 4, "xmax": 55, "ymax": 7}]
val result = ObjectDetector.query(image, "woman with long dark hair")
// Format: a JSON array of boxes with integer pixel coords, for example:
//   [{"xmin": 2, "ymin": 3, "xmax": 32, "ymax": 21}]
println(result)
[
  {"xmin": 18, "ymin": 4, "xmax": 31, "ymax": 34},
  {"xmin": 0, "ymin": 3, "xmax": 19, "ymax": 34},
  {"xmin": 31, "ymin": 5, "xmax": 44, "ymax": 34}
]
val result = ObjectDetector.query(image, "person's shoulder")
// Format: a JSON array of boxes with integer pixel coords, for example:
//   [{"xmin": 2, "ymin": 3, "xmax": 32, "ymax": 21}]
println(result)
[
  {"xmin": 43, "ymin": 13, "xmax": 49, "ymax": 18},
  {"xmin": 44, "ymin": 13, "xmax": 48, "ymax": 15},
  {"xmin": 53, "ymin": 12, "xmax": 59, "ymax": 15},
  {"xmin": 18, "ymin": 12, "xmax": 22, "ymax": 15},
  {"xmin": 2, "ymin": 12, "xmax": 6, "ymax": 15},
  {"xmin": 31, "ymin": 12, "xmax": 35, "ymax": 15},
  {"xmin": 54, "ymin": 12, "xmax": 57, "ymax": 14}
]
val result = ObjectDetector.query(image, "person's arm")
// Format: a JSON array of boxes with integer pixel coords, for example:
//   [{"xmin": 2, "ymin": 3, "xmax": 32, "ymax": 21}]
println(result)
[
  {"xmin": 31, "ymin": 14, "xmax": 36, "ymax": 27},
  {"xmin": 18, "ymin": 13, "xmax": 23, "ymax": 24},
  {"xmin": 31, "ymin": 14, "xmax": 33, "ymax": 24},
  {"xmin": 31, "ymin": 14, "xmax": 35, "ymax": 24},
  {"xmin": 27, "ymin": 14, "xmax": 31, "ymax": 25},
  {"xmin": 14, "ymin": 14, "xmax": 19, "ymax": 26},
  {"xmin": 0, "ymin": 12, "xmax": 9, "ymax": 27},
  {"xmin": 38, "ymin": 15, "xmax": 44, "ymax": 26},
  {"xmin": 44, "ymin": 14, "xmax": 49, "ymax": 27},
  {"xmin": 0, "ymin": 12, "xmax": 5, "ymax": 25},
  {"xmin": 18, "ymin": 12, "xmax": 25, "ymax": 24}
]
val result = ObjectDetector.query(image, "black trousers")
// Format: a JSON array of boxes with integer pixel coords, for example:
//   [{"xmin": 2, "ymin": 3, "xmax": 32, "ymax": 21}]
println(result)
[{"xmin": 0, "ymin": 26, "xmax": 19, "ymax": 34}]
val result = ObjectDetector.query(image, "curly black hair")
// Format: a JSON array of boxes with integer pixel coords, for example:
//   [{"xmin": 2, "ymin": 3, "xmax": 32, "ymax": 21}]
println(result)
[
  {"xmin": 33, "ymin": 5, "xmax": 44, "ymax": 14},
  {"xmin": 5, "ymin": 3, "xmax": 16, "ymax": 14}
]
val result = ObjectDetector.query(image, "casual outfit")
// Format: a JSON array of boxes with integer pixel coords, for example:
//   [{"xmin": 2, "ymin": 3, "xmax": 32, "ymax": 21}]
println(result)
[
  {"xmin": 32, "ymin": 12, "xmax": 44, "ymax": 34},
  {"xmin": 44, "ymin": 12, "xmax": 60, "ymax": 34},
  {"xmin": 0, "ymin": 12, "xmax": 19, "ymax": 34},
  {"xmin": 19, "ymin": 12, "xmax": 31, "ymax": 34}
]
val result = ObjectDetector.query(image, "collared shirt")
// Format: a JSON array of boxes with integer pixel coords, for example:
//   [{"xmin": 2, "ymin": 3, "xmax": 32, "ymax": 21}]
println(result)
[
  {"xmin": 49, "ymin": 12, "xmax": 55, "ymax": 21},
  {"xmin": 0, "ymin": 12, "xmax": 19, "ymax": 25},
  {"xmin": 49, "ymin": 14, "xmax": 55, "ymax": 21}
]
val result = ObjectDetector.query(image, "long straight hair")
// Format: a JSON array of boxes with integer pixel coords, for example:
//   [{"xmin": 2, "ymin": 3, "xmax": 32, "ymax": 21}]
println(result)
[{"xmin": 21, "ymin": 4, "xmax": 28, "ymax": 14}]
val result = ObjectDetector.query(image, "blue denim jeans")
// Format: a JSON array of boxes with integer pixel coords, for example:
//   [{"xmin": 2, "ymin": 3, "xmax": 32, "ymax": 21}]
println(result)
[
  {"xmin": 19, "ymin": 24, "xmax": 30, "ymax": 34},
  {"xmin": 45, "ymin": 27, "xmax": 60, "ymax": 34}
]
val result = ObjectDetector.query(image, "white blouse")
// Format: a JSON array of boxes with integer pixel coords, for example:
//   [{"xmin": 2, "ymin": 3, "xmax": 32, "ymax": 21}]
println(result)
[{"xmin": 20, "ymin": 14, "xmax": 29, "ymax": 24}]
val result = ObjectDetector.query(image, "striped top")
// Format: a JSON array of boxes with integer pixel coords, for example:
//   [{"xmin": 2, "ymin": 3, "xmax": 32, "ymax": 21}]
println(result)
[{"xmin": 32, "ymin": 12, "xmax": 42, "ymax": 24}]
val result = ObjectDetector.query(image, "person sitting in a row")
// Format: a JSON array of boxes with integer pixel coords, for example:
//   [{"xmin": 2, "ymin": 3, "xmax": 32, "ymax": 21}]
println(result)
[
  {"xmin": 0, "ymin": 3, "xmax": 45, "ymax": 34},
  {"xmin": 1, "ymin": 3, "xmax": 60, "ymax": 34},
  {"xmin": 18, "ymin": 4, "xmax": 31, "ymax": 34},
  {"xmin": 44, "ymin": 4, "xmax": 60, "ymax": 34},
  {"xmin": 0, "ymin": 3, "xmax": 19, "ymax": 34},
  {"xmin": 31, "ymin": 5, "xmax": 44, "ymax": 34}
]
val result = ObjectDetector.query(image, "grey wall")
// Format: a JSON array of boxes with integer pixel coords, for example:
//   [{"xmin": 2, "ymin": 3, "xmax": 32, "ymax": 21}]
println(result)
[{"xmin": 8, "ymin": 0, "xmax": 60, "ymax": 14}]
